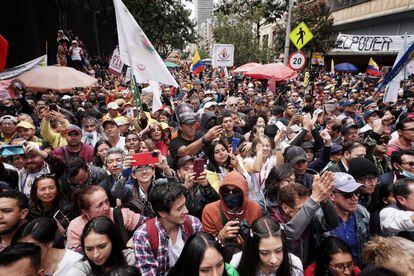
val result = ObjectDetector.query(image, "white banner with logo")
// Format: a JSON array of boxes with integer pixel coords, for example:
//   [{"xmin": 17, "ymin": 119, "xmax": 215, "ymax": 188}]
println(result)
[
  {"xmin": 212, "ymin": 44, "xmax": 234, "ymax": 67},
  {"xmin": 332, "ymin": 33, "xmax": 414, "ymax": 54},
  {"xmin": 108, "ymin": 47, "xmax": 123, "ymax": 76},
  {"xmin": 0, "ymin": 55, "xmax": 47, "ymax": 80}
]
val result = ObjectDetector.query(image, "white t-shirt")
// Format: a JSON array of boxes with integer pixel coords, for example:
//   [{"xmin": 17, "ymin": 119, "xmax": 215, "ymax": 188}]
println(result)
[
  {"xmin": 168, "ymin": 227, "xmax": 185, "ymax": 267},
  {"xmin": 115, "ymin": 136, "xmax": 126, "ymax": 152},
  {"xmin": 244, "ymin": 155, "xmax": 277, "ymax": 201},
  {"xmin": 54, "ymin": 249, "xmax": 83, "ymax": 276},
  {"xmin": 70, "ymin": 46, "xmax": 82, "ymax": 61}
]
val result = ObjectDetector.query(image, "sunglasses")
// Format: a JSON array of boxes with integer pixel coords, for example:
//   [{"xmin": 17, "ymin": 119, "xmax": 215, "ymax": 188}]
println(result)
[
  {"xmin": 335, "ymin": 189, "xmax": 360, "ymax": 199},
  {"xmin": 402, "ymin": 161, "xmax": 414, "ymax": 167}
]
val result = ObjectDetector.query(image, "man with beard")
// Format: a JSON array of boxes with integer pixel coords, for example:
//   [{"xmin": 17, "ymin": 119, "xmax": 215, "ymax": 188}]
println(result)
[
  {"xmin": 0, "ymin": 191, "xmax": 29, "ymax": 251},
  {"xmin": 18, "ymin": 143, "xmax": 65, "ymax": 198},
  {"xmin": 53, "ymin": 124, "xmax": 94, "ymax": 163}
]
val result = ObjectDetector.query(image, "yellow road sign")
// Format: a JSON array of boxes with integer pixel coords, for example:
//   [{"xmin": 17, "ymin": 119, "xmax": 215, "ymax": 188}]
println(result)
[{"xmin": 289, "ymin": 22, "xmax": 313, "ymax": 50}]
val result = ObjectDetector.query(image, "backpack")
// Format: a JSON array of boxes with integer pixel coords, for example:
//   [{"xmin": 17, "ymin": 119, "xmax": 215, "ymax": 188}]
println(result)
[{"xmin": 146, "ymin": 216, "xmax": 193, "ymax": 259}]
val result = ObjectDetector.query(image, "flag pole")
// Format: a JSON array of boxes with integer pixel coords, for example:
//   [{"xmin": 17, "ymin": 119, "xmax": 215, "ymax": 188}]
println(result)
[{"xmin": 130, "ymin": 68, "xmax": 143, "ymax": 124}]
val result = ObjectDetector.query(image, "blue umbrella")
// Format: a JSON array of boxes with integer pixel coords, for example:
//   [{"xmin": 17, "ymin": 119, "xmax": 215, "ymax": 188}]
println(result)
[{"xmin": 334, "ymin": 62, "xmax": 359, "ymax": 72}]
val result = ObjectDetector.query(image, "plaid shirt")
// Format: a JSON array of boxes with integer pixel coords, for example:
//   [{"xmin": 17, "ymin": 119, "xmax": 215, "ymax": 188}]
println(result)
[{"xmin": 133, "ymin": 215, "xmax": 203, "ymax": 275}]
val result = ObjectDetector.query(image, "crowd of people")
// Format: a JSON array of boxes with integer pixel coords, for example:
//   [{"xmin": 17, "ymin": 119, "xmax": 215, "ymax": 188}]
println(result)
[{"xmin": 1, "ymin": 41, "xmax": 414, "ymax": 276}]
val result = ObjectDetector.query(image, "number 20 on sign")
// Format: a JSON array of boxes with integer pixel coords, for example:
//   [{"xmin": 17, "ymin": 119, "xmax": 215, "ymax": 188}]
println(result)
[{"xmin": 288, "ymin": 51, "xmax": 306, "ymax": 71}]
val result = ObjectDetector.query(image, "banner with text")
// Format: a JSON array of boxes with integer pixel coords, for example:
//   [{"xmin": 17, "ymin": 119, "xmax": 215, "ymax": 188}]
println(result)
[
  {"xmin": 108, "ymin": 47, "xmax": 123, "ymax": 76},
  {"xmin": 212, "ymin": 44, "xmax": 234, "ymax": 68},
  {"xmin": 332, "ymin": 33, "xmax": 414, "ymax": 54},
  {"xmin": 0, "ymin": 55, "xmax": 47, "ymax": 80}
]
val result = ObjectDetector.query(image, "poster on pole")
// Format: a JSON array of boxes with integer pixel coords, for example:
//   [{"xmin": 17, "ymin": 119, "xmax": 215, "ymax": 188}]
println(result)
[
  {"xmin": 212, "ymin": 44, "xmax": 234, "ymax": 68},
  {"xmin": 108, "ymin": 47, "xmax": 123, "ymax": 76}
]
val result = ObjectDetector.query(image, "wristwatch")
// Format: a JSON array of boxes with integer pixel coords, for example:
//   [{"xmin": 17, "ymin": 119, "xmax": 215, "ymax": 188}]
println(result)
[{"xmin": 201, "ymin": 135, "xmax": 209, "ymax": 145}]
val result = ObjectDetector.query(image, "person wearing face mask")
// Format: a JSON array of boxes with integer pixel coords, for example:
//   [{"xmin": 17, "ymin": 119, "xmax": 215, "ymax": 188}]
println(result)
[
  {"xmin": 202, "ymin": 171, "xmax": 261, "ymax": 248},
  {"xmin": 80, "ymin": 116, "xmax": 107, "ymax": 147}
]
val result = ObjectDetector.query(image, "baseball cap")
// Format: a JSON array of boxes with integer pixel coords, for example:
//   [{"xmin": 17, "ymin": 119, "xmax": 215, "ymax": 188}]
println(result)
[
  {"xmin": 330, "ymin": 143, "xmax": 343, "ymax": 154},
  {"xmin": 16, "ymin": 121, "xmax": 35, "ymax": 130},
  {"xmin": 194, "ymin": 79, "xmax": 202, "ymax": 85},
  {"xmin": 65, "ymin": 124, "xmax": 82, "ymax": 134},
  {"xmin": 178, "ymin": 156, "xmax": 195, "ymax": 167},
  {"xmin": 333, "ymin": 172, "xmax": 362, "ymax": 193},
  {"xmin": 72, "ymin": 40, "xmax": 78, "ymax": 44},
  {"xmin": 340, "ymin": 124, "xmax": 358, "ymax": 134},
  {"xmin": 102, "ymin": 119, "xmax": 118, "ymax": 128},
  {"xmin": 107, "ymin": 102, "xmax": 120, "ymax": 110},
  {"xmin": 363, "ymin": 99, "xmax": 376, "ymax": 109},
  {"xmin": 339, "ymin": 100, "xmax": 355, "ymax": 107},
  {"xmin": 0, "ymin": 115, "xmax": 17, "ymax": 124},
  {"xmin": 300, "ymin": 141, "xmax": 314, "ymax": 149},
  {"xmin": 285, "ymin": 146, "xmax": 307, "ymax": 165},
  {"xmin": 204, "ymin": 102, "xmax": 217, "ymax": 109},
  {"xmin": 363, "ymin": 110, "xmax": 380, "ymax": 119},
  {"xmin": 61, "ymin": 95, "xmax": 71, "ymax": 100},
  {"xmin": 114, "ymin": 116, "xmax": 129, "ymax": 126}
]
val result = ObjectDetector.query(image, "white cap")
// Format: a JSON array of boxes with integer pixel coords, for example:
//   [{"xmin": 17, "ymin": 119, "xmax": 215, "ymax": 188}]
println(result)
[
  {"xmin": 204, "ymin": 101, "xmax": 217, "ymax": 109},
  {"xmin": 107, "ymin": 102, "xmax": 120, "ymax": 110}
]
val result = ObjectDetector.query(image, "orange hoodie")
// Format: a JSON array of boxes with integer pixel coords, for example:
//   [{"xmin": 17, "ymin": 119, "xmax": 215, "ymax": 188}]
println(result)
[{"xmin": 201, "ymin": 171, "xmax": 261, "ymax": 236}]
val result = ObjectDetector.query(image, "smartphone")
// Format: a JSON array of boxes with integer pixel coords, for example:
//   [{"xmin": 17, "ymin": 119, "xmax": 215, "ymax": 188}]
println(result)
[
  {"xmin": 49, "ymin": 104, "xmax": 58, "ymax": 112},
  {"xmin": 132, "ymin": 151, "xmax": 159, "ymax": 166},
  {"xmin": 216, "ymin": 116, "xmax": 223, "ymax": 126},
  {"xmin": 276, "ymin": 121, "xmax": 286, "ymax": 132},
  {"xmin": 193, "ymin": 158, "xmax": 204, "ymax": 179},
  {"xmin": 53, "ymin": 210, "xmax": 69, "ymax": 229},
  {"xmin": 232, "ymin": 137, "xmax": 241, "ymax": 153},
  {"xmin": 0, "ymin": 145, "xmax": 25, "ymax": 157}
]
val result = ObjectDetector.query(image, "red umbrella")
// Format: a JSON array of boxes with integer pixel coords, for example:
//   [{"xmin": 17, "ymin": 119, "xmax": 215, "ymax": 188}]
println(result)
[
  {"xmin": 245, "ymin": 62, "xmax": 297, "ymax": 81},
  {"xmin": 234, "ymin": 62, "xmax": 262, "ymax": 73}
]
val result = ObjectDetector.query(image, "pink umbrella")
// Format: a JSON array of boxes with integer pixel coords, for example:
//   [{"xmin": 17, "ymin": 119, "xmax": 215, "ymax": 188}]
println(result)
[
  {"xmin": 234, "ymin": 62, "xmax": 262, "ymax": 73},
  {"xmin": 17, "ymin": 65, "xmax": 98, "ymax": 92},
  {"xmin": 245, "ymin": 62, "xmax": 297, "ymax": 81}
]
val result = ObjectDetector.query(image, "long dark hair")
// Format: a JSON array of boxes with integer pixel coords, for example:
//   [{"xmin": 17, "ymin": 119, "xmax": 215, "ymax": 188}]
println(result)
[
  {"xmin": 81, "ymin": 216, "xmax": 127, "ymax": 276},
  {"xmin": 20, "ymin": 217, "xmax": 57, "ymax": 244},
  {"xmin": 168, "ymin": 232, "xmax": 228, "ymax": 276},
  {"xmin": 238, "ymin": 216, "xmax": 292, "ymax": 276},
  {"xmin": 206, "ymin": 140, "xmax": 230, "ymax": 173},
  {"xmin": 29, "ymin": 174, "xmax": 61, "ymax": 213},
  {"xmin": 93, "ymin": 140, "xmax": 112, "ymax": 167},
  {"xmin": 314, "ymin": 236, "xmax": 353, "ymax": 276},
  {"xmin": 264, "ymin": 164, "xmax": 294, "ymax": 202}
]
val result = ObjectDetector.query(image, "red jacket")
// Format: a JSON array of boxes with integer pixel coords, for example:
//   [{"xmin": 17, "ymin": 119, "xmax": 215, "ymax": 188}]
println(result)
[{"xmin": 305, "ymin": 262, "xmax": 361, "ymax": 276}]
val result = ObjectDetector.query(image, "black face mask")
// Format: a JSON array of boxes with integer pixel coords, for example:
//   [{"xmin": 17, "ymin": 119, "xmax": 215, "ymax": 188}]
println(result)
[{"xmin": 222, "ymin": 192, "xmax": 243, "ymax": 210}]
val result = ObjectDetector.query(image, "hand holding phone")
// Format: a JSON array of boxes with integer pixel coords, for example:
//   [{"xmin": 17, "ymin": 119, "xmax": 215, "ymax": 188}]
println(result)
[
  {"xmin": 131, "ymin": 151, "xmax": 159, "ymax": 167},
  {"xmin": 232, "ymin": 138, "xmax": 241, "ymax": 153},
  {"xmin": 54, "ymin": 210, "xmax": 69, "ymax": 229},
  {"xmin": 193, "ymin": 158, "xmax": 205, "ymax": 179}
]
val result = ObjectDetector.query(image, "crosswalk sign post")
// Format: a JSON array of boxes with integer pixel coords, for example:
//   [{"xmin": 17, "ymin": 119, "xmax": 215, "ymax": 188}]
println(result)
[{"xmin": 289, "ymin": 22, "xmax": 314, "ymax": 51}]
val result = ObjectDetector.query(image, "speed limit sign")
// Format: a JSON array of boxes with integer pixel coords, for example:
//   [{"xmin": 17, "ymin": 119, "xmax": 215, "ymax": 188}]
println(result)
[{"xmin": 288, "ymin": 51, "xmax": 306, "ymax": 70}]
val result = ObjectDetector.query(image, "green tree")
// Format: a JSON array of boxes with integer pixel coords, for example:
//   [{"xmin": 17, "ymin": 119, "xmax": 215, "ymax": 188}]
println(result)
[
  {"xmin": 215, "ymin": 0, "xmax": 285, "ymax": 39},
  {"xmin": 213, "ymin": 13, "xmax": 275, "ymax": 66},
  {"xmin": 273, "ymin": 0, "xmax": 334, "ymax": 55},
  {"xmin": 122, "ymin": 0, "xmax": 196, "ymax": 58}
]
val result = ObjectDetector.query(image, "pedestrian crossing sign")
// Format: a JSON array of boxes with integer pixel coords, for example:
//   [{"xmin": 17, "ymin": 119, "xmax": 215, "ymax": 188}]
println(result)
[{"xmin": 289, "ymin": 22, "xmax": 313, "ymax": 50}]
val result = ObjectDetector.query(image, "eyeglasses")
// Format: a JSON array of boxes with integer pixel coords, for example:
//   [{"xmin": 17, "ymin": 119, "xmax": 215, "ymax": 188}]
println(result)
[
  {"xmin": 228, "ymin": 104, "xmax": 238, "ymax": 107},
  {"xmin": 402, "ymin": 161, "xmax": 414, "ymax": 167},
  {"xmin": 329, "ymin": 262, "xmax": 354, "ymax": 272},
  {"xmin": 335, "ymin": 189, "xmax": 360, "ymax": 199}
]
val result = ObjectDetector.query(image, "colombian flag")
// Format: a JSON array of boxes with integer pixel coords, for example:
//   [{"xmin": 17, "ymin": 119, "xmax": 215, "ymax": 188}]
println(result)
[
  {"xmin": 366, "ymin": 58, "xmax": 381, "ymax": 76},
  {"xmin": 191, "ymin": 49, "xmax": 203, "ymax": 75}
]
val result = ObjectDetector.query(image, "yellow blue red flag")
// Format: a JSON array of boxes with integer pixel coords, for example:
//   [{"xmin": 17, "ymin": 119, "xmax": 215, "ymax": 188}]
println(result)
[
  {"xmin": 191, "ymin": 49, "xmax": 203, "ymax": 75},
  {"xmin": 366, "ymin": 58, "xmax": 381, "ymax": 76}
]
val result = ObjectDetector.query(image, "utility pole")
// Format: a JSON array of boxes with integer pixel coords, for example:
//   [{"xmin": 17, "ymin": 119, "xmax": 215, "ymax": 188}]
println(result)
[{"xmin": 283, "ymin": 0, "xmax": 294, "ymax": 65}]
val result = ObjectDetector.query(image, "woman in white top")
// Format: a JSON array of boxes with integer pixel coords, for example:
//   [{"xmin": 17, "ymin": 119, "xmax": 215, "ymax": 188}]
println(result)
[
  {"xmin": 236, "ymin": 216, "xmax": 303, "ymax": 276},
  {"xmin": 243, "ymin": 134, "xmax": 280, "ymax": 201},
  {"xmin": 67, "ymin": 216, "xmax": 135, "ymax": 276},
  {"xmin": 18, "ymin": 217, "xmax": 83, "ymax": 276}
]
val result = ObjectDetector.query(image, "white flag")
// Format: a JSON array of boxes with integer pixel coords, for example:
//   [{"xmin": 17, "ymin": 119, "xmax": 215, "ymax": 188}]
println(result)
[
  {"xmin": 150, "ymin": 80, "xmax": 163, "ymax": 112},
  {"xmin": 113, "ymin": 0, "xmax": 178, "ymax": 87}
]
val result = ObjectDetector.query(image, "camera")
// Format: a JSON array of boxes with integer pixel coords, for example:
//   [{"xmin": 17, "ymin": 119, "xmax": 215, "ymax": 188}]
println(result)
[{"xmin": 238, "ymin": 219, "xmax": 251, "ymax": 241}]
